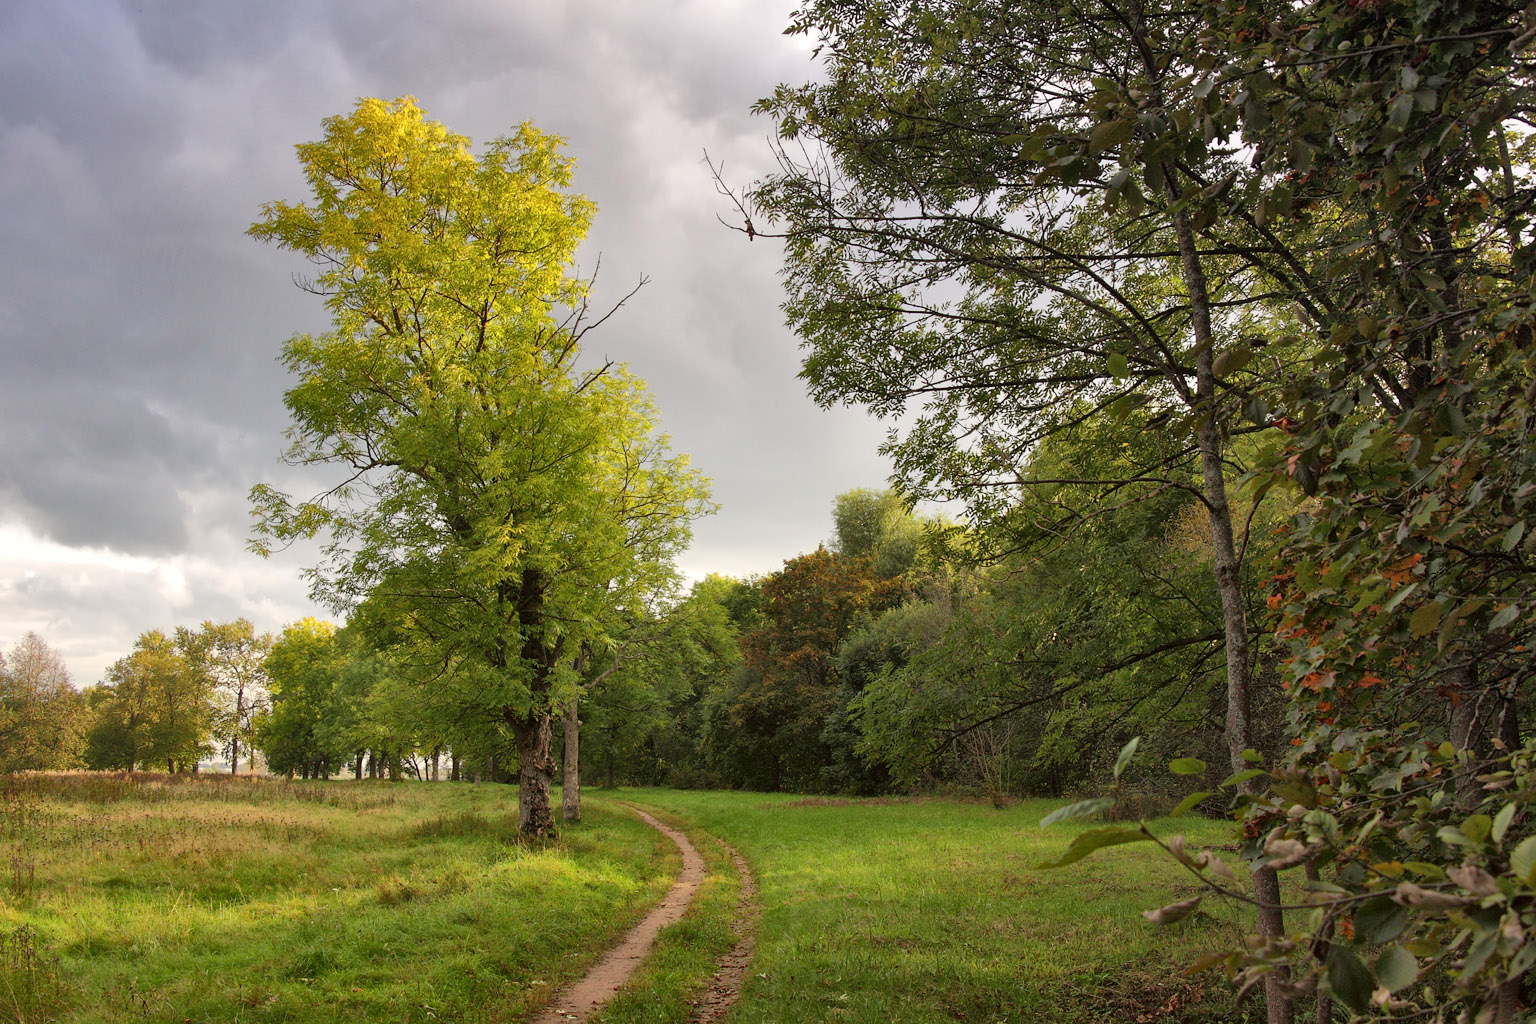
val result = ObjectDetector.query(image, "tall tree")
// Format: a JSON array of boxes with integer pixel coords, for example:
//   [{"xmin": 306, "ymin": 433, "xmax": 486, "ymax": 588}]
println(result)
[
  {"xmin": 257, "ymin": 618, "xmax": 350, "ymax": 779},
  {"xmin": 249, "ymin": 97, "xmax": 709, "ymax": 834},
  {"xmin": 183, "ymin": 619, "xmax": 272, "ymax": 775},
  {"xmin": 0, "ymin": 633, "xmax": 87, "ymax": 772},
  {"xmin": 85, "ymin": 630, "xmax": 210, "ymax": 772},
  {"xmin": 739, "ymin": 2, "xmax": 1313, "ymax": 1015}
]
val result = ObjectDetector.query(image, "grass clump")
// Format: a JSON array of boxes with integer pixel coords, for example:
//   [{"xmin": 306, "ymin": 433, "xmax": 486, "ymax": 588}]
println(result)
[{"xmin": 0, "ymin": 924, "xmax": 67, "ymax": 1023}]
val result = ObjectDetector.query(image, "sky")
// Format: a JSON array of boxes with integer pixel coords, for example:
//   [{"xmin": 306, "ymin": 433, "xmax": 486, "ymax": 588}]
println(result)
[{"xmin": 0, "ymin": 0, "xmax": 896, "ymax": 685}]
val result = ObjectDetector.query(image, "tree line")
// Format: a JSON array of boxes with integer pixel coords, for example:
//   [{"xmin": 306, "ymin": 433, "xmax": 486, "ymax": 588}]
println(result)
[{"xmin": 713, "ymin": 1, "xmax": 1536, "ymax": 1022}]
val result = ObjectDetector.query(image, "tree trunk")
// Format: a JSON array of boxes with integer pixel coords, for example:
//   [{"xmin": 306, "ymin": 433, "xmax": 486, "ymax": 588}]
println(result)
[
  {"xmin": 562, "ymin": 698, "xmax": 581, "ymax": 822},
  {"xmin": 513, "ymin": 711, "xmax": 556, "ymax": 836},
  {"xmin": 1167, "ymin": 174, "xmax": 1292, "ymax": 1024},
  {"xmin": 451, "ymin": 753, "xmax": 460, "ymax": 782},
  {"xmin": 1448, "ymin": 663, "xmax": 1492, "ymax": 812}
]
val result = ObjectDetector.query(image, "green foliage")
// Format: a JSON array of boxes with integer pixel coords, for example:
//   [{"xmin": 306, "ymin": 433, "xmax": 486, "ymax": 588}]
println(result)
[
  {"xmin": 84, "ymin": 630, "xmax": 211, "ymax": 772},
  {"xmin": 256, "ymin": 618, "xmax": 351, "ymax": 777},
  {"xmin": 249, "ymin": 97, "xmax": 710, "ymax": 832},
  {"xmin": 0, "ymin": 633, "xmax": 87, "ymax": 772},
  {"xmin": 757, "ymin": 0, "xmax": 1536, "ymax": 1020},
  {"xmin": 180, "ymin": 618, "xmax": 272, "ymax": 773},
  {"xmin": 701, "ymin": 547, "xmax": 900, "ymax": 793}
]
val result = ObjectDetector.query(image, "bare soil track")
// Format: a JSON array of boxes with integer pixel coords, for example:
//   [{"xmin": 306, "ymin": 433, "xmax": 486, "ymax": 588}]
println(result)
[
  {"xmin": 686, "ymin": 838, "xmax": 759, "ymax": 1024},
  {"xmin": 528, "ymin": 803, "xmax": 758, "ymax": 1024}
]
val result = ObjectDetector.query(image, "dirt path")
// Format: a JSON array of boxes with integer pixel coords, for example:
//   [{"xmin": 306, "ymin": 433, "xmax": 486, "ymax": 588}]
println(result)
[
  {"xmin": 687, "ymin": 839, "xmax": 759, "ymax": 1024},
  {"xmin": 527, "ymin": 804, "xmax": 761, "ymax": 1024},
  {"xmin": 529, "ymin": 804, "xmax": 705, "ymax": 1024}
]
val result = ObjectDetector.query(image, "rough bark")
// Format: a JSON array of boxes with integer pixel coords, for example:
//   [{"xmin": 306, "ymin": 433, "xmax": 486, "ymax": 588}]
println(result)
[
  {"xmin": 514, "ymin": 711, "xmax": 557, "ymax": 836},
  {"xmin": 562, "ymin": 698, "xmax": 581, "ymax": 822}
]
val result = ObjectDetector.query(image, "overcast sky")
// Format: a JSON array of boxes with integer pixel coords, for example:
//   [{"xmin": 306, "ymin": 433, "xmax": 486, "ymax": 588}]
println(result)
[{"xmin": 0, "ymin": 0, "xmax": 896, "ymax": 684}]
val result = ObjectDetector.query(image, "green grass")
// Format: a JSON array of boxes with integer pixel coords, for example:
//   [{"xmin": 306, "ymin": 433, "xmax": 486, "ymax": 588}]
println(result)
[
  {"xmin": 1, "ymin": 776, "xmax": 1269, "ymax": 1024},
  {"xmin": 0, "ymin": 773, "xmax": 676, "ymax": 1024},
  {"xmin": 616, "ymin": 789, "xmax": 1258, "ymax": 1024}
]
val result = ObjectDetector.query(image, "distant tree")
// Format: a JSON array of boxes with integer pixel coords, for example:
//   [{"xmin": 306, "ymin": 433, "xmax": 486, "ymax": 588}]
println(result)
[
  {"xmin": 832, "ymin": 487, "xmax": 927, "ymax": 580},
  {"xmin": 0, "ymin": 633, "xmax": 87, "ymax": 772},
  {"xmin": 577, "ymin": 578, "xmax": 744, "ymax": 791},
  {"xmin": 182, "ymin": 619, "xmax": 271, "ymax": 775},
  {"xmin": 85, "ymin": 630, "xmax": 210, "ymax": 771},
  {"xmin": 249, "ymin": 97, "xmax": 710, "ymax": 833},
  {"xmin": 704, "ymin": 547, "xmax": 897, "ymax": 791},
  {"xmin": 257, "ymin": 618, "xmax": 349, "ymax": 779}
]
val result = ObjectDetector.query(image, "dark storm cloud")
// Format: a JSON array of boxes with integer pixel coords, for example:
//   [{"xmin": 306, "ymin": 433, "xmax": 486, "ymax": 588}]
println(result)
[{"xmin": 0, "ymin": 0, "xmax": 890, "ymax": 679}]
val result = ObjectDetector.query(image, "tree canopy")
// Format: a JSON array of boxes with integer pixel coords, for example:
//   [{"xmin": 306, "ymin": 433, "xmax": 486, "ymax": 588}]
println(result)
[{"xmin": 249, "ymin": 97, "xmax": 710, "ymax": 834}]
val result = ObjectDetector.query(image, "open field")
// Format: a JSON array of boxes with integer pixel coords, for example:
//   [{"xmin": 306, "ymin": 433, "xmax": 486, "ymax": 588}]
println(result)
[
  {"xmin": 619, "ymin": 789, "xmax": 1254, "ymax": 1024},
  {"xmin": 2, "ymin": 777, "xmax": 1260, "ymax": 1024},
  {"xmin": 0, "ymin": 774, "xmax": 674, "ymax": 1024}
]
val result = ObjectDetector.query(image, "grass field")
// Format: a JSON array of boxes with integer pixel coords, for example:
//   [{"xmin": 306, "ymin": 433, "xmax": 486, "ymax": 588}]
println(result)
[
  {"xmin": 0, "ymin": 773, "xmax": 674, "ymax": 1024},
  {"xmin": 616, "ymin": 789, "xmax": 1255, "ymax": 1024},
  {"xmin": 2, "ymin": 776, "xmax": 1260, "ymax": 1024}
]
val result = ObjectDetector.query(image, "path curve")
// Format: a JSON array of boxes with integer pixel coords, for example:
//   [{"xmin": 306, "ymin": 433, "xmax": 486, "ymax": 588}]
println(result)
[{"xmin": 530, "ymin": 804, "xmax": 706, "ymax": 1024}]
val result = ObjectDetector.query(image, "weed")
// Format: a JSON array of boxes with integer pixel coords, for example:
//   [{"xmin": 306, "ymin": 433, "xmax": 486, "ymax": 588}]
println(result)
[{"xmin": 0, "ymin": 925, "xmax": 68, "ymax": 1023}]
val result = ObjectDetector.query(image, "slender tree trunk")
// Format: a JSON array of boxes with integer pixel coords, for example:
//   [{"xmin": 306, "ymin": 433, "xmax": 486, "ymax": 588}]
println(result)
[
  {"xmin": 1448, "ymin": 663, "xmax": 1492, "ymax": 812},
  {"xmin": 354, "ymin": 751, "xmax": 364, "ymax": 780},
  {"xmin": 1166, "ymin": 171, "xmax": 1292, "ymax": 1024},
  {"xmin": 451, "ymin": 753, "xmax": 460, "ymax": 782},
  {"xmin": 562, "ymin": 698, "xmax": 581, "ymax": 822}
]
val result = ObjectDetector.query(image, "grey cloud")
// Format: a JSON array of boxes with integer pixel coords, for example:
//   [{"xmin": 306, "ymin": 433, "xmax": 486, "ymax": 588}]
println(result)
[{"xmin": 0, "ymin": 0, "xmax": 894, "ymax": 674}]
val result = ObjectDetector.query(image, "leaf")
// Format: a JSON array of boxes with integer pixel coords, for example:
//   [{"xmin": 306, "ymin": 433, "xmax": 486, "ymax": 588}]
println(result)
[
  {"xmin": 1143, "ymin": 895, "xmax": 1201, "ymax": 924},
  {"xmin": 1409, "ymin": 600, "xmax": 1442, "ymax": 637},
  {"xmin": 1373, "ymin": 946, "xmax": 1418, "ymax": 993},
  {"xmin": 1113, "ymin": 736, "xmax": 1141, "ymax": 780},
  {"xmin": 1354, "ymin": 896, "xmax": 1411, "ymax": 944},
  {"xmin": 1489, "ymin": 603, "xmax": 1521, "ymax": 631},
  {"xmin": 1169, "ymin": 757, "xmax": 1206, "ymax": 776},
  {"xmin": 1493, "ymin": 802, "xmax": 1516, "ymax": 846},
  {"xmin": 1462, "ymin": 813, "xmax": 1493, "ymax": 846},
  {"xmin": 1089, "ymin": 117, "xmax": 1136, "ymax": 153},
  {"xmin": 1107, "ymin": 352, "xmax": 1130, "ymax": 378},
  {"xmin": 1212, "ymin": 346, "xmax": 1251, "ymax": 376},
  {"xmin": 1326, "ymin": 945, "xmax": 1375, "ymax": 1013},
  {"xmin": 1040, "ymin": 797, "xmax": 1115, "ymax": 828},
  {"xmin": 1241, "ymin": 748, "xmax": 1263, "ymax": 764},
  {"xmin": 1034, "ymin": 827, "xmax": 1151, "ymax": 869},
  {"xmin": 1509, "ymin": 835, "xmax": 1536, "ymax": 885},
  {"xmin": 1220, "ymin": 768, "xmax": 1267, "ymax": 788},
  {"xmin": 1169, "ymin": 791, "xmax": 1215, "ymax": 817}
]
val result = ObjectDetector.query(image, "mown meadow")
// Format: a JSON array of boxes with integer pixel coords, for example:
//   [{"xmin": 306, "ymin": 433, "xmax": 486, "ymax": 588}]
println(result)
[
  {"xmin": 2, "ymin": 774, "xmax": 1260, "ymax": 1024},
  {"xmin": 619, "ymin": 789, "xmax": 1250, "ymax": 1024}
]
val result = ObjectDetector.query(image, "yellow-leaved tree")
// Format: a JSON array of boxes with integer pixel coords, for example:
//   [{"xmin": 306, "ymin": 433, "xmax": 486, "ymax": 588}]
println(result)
[{"xmin": 249, "ymin": 97, "xmax": 710, "ymax": 835}]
